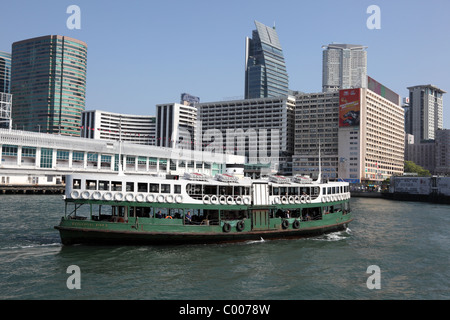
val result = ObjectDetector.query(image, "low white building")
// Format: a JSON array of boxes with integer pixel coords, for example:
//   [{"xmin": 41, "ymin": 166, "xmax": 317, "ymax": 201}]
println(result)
[{"xmin": 0, "ymin": 129, "xmax": 244, "ymax": 186}]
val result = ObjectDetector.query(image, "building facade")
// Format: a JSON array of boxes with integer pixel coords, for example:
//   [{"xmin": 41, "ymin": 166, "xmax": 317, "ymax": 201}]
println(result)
[
  {"xmin": 81, "ymin": 110, "xmax": 156, "ymax": 145},
  {"xmin": 406, "ymin": 85, "xmax": 445, "ymax": 143},
  {"xmin": 198, "ymin": 96, "xmax": 295, "ymax": 174},
  {"xmin": 338, "ymin": 88, "xmax": 404, "ymax": 183},
  {"xmin": 0, "ymin": 51, "xmax": 11, "ymax": 94},
  {"xmin": 155, "ymin": 103, "xmax": 197, "ymax": 149},
  {"xmin": 0, "ymin": 128, "xmax": 244, "ymax": 186},
  {"xmin": 322, "ymin": 44, "xmax": 367, "ymax": 93},
  {"xmin": 11, "ymin": 35, "xmax": 87, "ymax": 136},
  {"xmin": 0, "ymin": 92, "xmax": 12, "ymax": 129},
  {"xmin": 293, "ymin": 91, "xmax": 340, "ymax": 180},
  {"xmin": 245, "ymin": 21, "xmax": 289, "ymax": 99},
  {"xmin": 435, "ymin": 129, "xmax": 450, "ymax": 175}
]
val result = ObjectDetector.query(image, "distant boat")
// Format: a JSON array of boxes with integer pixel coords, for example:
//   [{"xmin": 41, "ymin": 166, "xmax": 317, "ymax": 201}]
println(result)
[{"xmin": 55, "ymin": 172, "xmax": 353, "ymax": 245}]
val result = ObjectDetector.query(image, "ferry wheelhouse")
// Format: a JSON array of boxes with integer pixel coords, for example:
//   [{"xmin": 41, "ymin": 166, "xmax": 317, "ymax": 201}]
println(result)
[{"xmin": 55, "ymin": 172, "xmax": 353, "ymax": 245}]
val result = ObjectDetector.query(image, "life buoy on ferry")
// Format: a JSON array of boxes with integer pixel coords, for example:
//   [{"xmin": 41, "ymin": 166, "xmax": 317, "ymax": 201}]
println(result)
[
  {"xmin": 203, "ymin": 195, "xmax": 210, "ymax": 204},
  {"xmin": 165, "ymin": 215, "xmax": 173, "ymax": 219},
  {"xmin": 81, "ymin": 191, "xmax": 90, "ymax": 200},
  {"xmin": 226, "ymin": 196, "xmax": 234, "ymax": 205},
  {"xmin": 293, "ymin": 220, "xmax": 300, "ymax": 229},
  {"xmin": 243, "ymin": 197, "xmax": 251, "ymax": 205},
  {"xmin": 223, "ymin": 223, "xmax": 231, "ymax": 233},
  {"xmin": 93, "ymin": 191, "xmax": 101, "ymax": 200},
  {"xmin": 166, "ymin": 194, "xmax": 174, "ymax": 203},
  {"xmin": 136, "ymin": 194, "xmax": 145, "ymax": 202},
  {"xmin": 103, "ymin": 192, "xmax": 113, "ymax": 201},
  {"xmin": 114, "ymin": 192, "xmax": 124, "ymax": 201},
  {"xmin": 175, "ymin": 195, "xmax": 183, "ymax": 203},
  {"xmin": 219, "ymin": 195, "xmax": 227, "ymax": 205},
  {"xmin": 70, "ymin": 190, "xmax": 80, "ymax": 199},
  {"xmin": 281, "ymin": 219, "xmax": 289, "ymax": 229},
  {"xmin": 235, "ymin": 196, "xmax": 243, "ymax": 205},
  {"xmin": 125, "ymin": 193, "xmax": 134, "ymax": 202},
  {"xmin": 210, "ymin": 195, "xmax": 218, "ymax": 204},
  {"xmin": 146, "ymin": 194, "xmax": 155, "ymax": 203},
  {"xmin": 236, "ymin": 220, "xmax": 245, "ymax": 232}
]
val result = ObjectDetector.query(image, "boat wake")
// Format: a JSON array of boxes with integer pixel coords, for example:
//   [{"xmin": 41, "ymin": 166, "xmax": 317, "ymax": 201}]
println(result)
[
  {"xmin": 244, "ymin": 237, "xmax": 266, "ymax": 245},
  {"xmin": 313, "ymin": 228, "xmax": 352, "ymax": 242},
  {"xmin": 0, "ymin": 242, "xmax": 61, "ymax": 251}
]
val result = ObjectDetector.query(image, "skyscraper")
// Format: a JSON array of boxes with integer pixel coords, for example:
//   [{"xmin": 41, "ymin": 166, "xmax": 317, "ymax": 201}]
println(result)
[
  {"xmin": 406, "ymin": 84, "xmax": 445, "ymax": 143},
  {"xmin": 11, "ymin": 35, "xmax": 87, "ymax": 136},
  {"xmin": 0, "ymin": 51, "xmax": 11, "ymax": 94},
  {"xmin": 245, "ymin": 21, "xmax": 289, "ymax": 99},
  {"xmin": 322, "ymin": 44, "xmax": 367, "ymax": 93}
]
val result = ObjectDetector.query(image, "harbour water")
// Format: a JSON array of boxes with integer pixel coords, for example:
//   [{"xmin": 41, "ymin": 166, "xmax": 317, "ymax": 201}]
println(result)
[{"xmin": 0, "ymin": 194, "xmax": 449, "ymax": 300}]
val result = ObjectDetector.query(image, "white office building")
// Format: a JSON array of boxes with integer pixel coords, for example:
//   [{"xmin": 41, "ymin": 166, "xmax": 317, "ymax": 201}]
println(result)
[
  {"xmin": 406, "ymin": 85, "xmax": 445, "ymax": 143},
  {"xmin": 81, "ymin": 110, "xmax": 156, "ymax": 145}
]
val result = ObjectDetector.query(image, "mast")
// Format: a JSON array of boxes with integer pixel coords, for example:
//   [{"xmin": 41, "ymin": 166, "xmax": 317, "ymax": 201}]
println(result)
[{"xmin": 316, "ymin": 139, "xmax": 322, "ymax": 183}]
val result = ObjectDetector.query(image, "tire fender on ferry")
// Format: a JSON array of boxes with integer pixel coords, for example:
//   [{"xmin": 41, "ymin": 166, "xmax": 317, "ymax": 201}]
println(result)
[
  {"xmin": 293, "ymin": 220, "xmax": 300, "ymax": 229},
  {"xmin": 235, "ymin": 196, "xmax": 243, "ymax": 205},
  {"xmin": 203, "ymin": 195, "xmax": 210, "ymax": 204},
  {"xmin": 281, "ymin": 219, "xmax": 289, "ymax": 229},
  {"xmin": 223, "ymin": 223, "xmax": 231, "ymax": 233},
  {"xmin": 219, "ymin": 195, "xmax": 227, "ymax": 205},
  {"xmin": 175, "ymin": 195, "xmax": 183, "ymax": 203},
  {"xmin": 114, "ymin": 192, "xmax": 124, "ymax": 201},
  {"xmin": 135, "ymin": 194, "xmax": 145, "ymax": 202},
  {"xmin": 236, "ymin": 220, "xmax": 245, "ymax": 232},
  {"xmin": 243, "ymin": 197, "xmax": 251, "ymax": 205},
  {"xmin": 274, "ymin": 197, "xmax": 281, "ymax": 205},
  {"xmin": 125, "ymin": 193, "xmax": 134, "ymax": 202},
  {"xmin": 226, "ymin": 196, "xmax": 234, "ymax": 205},
  {"xmin": 281, "ymin": 196, "xmax": 288, "ymax": 204},
  {"xmin": 157, "ymin": 194, "xmax": 165, "ymax": 203},
  {"xmin": 300, "ymin": 195, "xmax": 306, "ymax": 203},
  {"xmin": 81, "ymin": 191, "xmax": 90, "ymax": 200},
  {"xmin": 288, "ymin": 196, "xmax": 295, "ymax": 204},
  {"xmin": 294, "ymin": 196, "xmax": 301, "ymax": 204}
]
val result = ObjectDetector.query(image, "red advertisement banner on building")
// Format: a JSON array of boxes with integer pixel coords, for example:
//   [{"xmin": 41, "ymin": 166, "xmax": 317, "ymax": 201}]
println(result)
[{"xmin": 339, "ymin": 88, "xmax": 360, "ymax": 127}]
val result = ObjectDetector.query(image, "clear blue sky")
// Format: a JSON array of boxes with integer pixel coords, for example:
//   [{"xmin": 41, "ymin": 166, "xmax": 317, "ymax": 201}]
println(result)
[{"xmin": 1, "ymin": 0, "xmax": 450, "ymax": 128}]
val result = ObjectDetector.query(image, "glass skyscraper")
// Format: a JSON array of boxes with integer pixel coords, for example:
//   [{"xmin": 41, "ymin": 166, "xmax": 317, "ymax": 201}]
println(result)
[
  {"xmin": 0, "ymin": 51, "xmax": 11, "ymax": 94},
  {"xmin": 245, "ymin": 21, "xmax": 289, "ymax": 99},
  {"xmin": 11, "ymin": 35, "xmax": 87, "ymax": 136}
]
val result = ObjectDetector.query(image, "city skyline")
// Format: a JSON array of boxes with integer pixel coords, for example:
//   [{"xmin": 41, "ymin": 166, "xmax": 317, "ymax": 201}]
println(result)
[{"xmin": 1, "ymin": 0, "xmax": 449, "ymax": 128}]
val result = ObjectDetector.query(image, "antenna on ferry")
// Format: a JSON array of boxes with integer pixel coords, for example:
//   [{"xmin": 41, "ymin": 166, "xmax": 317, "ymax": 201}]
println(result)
[
  {"xmin": 316, "ymin": 139, "xmax": 322, "ymax": 183},
  {"xmin": 118, "ymin": 116, "xmax": 124, "ymax": 176}
]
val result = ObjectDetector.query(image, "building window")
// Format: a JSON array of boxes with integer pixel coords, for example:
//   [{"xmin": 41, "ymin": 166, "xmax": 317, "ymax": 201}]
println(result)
[{"xmin": 40, "ymin": 148, "xmax": 53, "ymax": 168}]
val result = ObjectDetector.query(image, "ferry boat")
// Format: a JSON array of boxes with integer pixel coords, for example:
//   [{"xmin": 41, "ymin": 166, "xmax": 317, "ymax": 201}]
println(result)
[{"xmin": 55, "ymin": 172, "xmax": 353, "ymax": 245}]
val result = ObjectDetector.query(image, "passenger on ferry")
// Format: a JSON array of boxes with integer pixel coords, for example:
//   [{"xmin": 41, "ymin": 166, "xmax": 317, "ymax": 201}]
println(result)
[
  {"xmin": 156, "ymin": 210, "xmax": 162, "ymax": 219},
  {"xmin": 185, "ymin": 211, "xmax": 192, "ymax": 224}
]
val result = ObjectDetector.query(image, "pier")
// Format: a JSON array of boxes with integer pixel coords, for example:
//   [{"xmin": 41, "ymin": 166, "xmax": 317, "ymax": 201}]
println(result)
[{"xmin": 0, "ymin": 185, "xmax": 65, "ymax": 194}]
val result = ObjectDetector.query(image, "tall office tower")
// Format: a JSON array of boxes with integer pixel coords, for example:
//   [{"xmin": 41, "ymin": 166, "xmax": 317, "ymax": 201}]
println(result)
[
  {"xmin": 11, "ymin": 35, "xmax": 87, "ymax": 136},
  {"xmin": 406, "ymin": 85, "xmax": 445, "ymax": 143},
  {"xmin": 245, "ymin": 21, "xmax": 289, "ymax": 99},
  {"xmin": 293, "ymin": 91, "xmax": 340, "ymax": 180},
  {"xmin": 0, "ymin": 51, "xmax": 11, "ymax": 94},
  {"xmin": 155, "ymin": 103, "xmax": 197, "ymax": 149},
  {"xmin": 322, "ymin": 44, "xmax": 367, "ymax": 93}
]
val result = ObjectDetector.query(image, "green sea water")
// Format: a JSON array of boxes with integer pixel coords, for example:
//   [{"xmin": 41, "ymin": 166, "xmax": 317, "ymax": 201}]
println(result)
[{"xmin": 0, "ymin": 194, "xmax": 449, "ymax": 300}]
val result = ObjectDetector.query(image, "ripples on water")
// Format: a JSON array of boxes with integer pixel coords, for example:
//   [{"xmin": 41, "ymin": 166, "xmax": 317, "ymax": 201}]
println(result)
[{"xmin": 0, "ymin": 195, "xmax": 449, "ymax": 299}]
